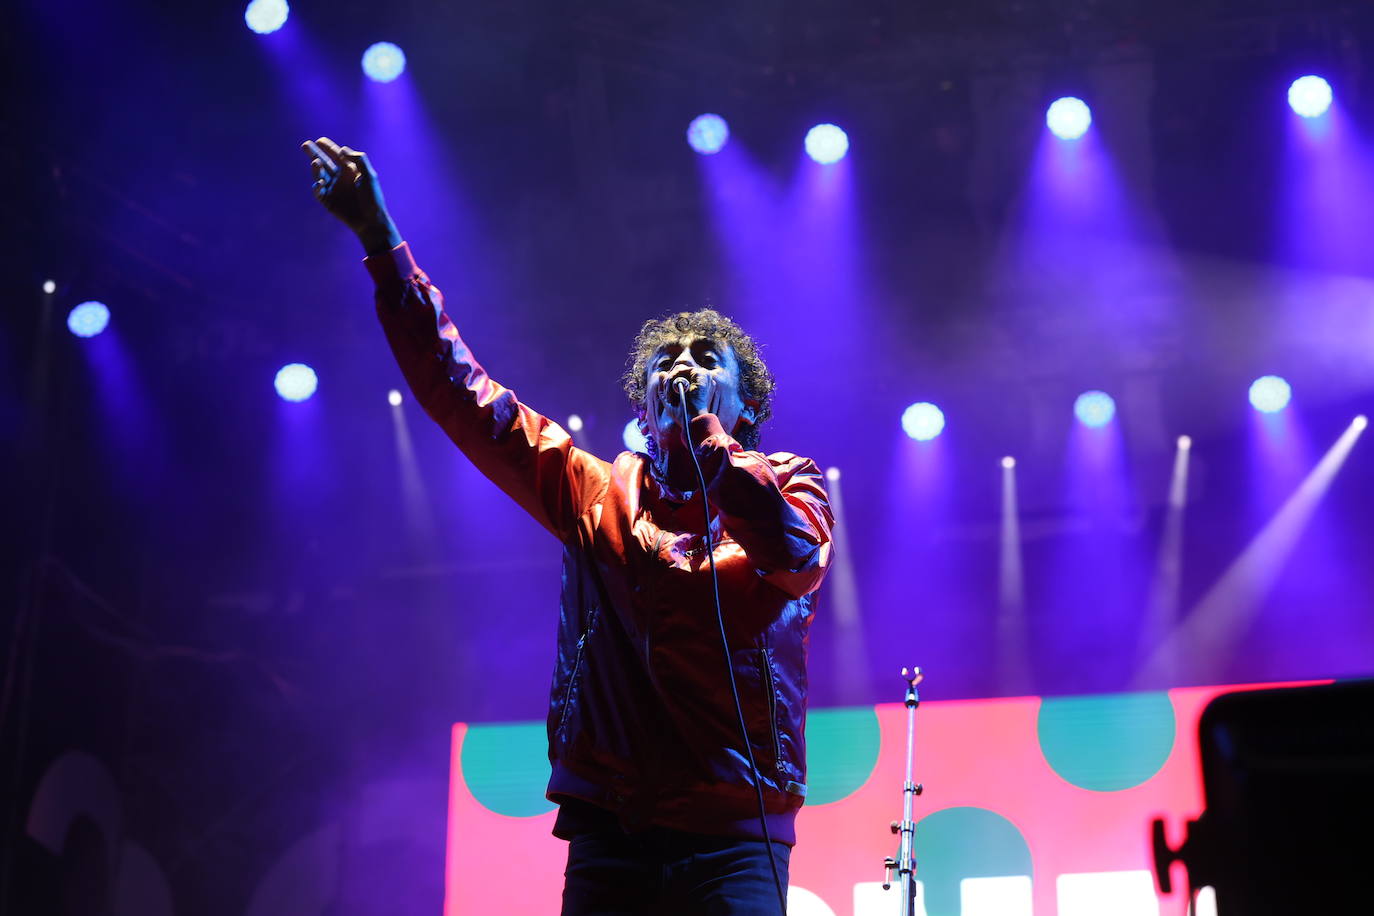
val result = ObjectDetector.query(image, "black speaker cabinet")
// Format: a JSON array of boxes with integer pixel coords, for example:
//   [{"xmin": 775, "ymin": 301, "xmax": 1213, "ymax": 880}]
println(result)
[{"xmin": 1153, "ymin": 679, "xmax": 1374, "ymax": 915}]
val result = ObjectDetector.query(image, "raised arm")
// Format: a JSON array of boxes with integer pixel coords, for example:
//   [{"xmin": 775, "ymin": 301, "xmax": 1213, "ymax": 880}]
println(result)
[{"xmin": 302, "ymin": 137, "xmax": 607, "ymax": 540}]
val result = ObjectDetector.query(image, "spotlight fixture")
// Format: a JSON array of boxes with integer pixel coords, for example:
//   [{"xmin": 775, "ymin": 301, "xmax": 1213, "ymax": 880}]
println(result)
[
  {"xmin": 1288, "ymin": 76, "xmax": 1333, "ymax": 118},
  {"xmin": 275, "ymin": 363, "xmax": 318, "ymax": 402},
  {"xmin": 901, "ymin": 402, "xmax": 945, "ymax": 442},
  {"xmin": 804, "ymin": 124, "xmax": 849, "ymax": 164},
  {"xmin": 1046, "ymin": 97, "xmax": 1092, "ymax": 140},
  {"xmin": 1074, "ymin": 390, "xmax": 1116, "ymax": 428},
  {"xmin": 1248, "ymin": 376, "xmax": 1292, "ymax": 414},
  {"xmin": 362, "ymin": 42, "xmax": 406, "ymax": 83},
  {"xmin": 67, "ymin": 301, "xmax": 110, "ymax": 338},
  {"xmin": 686, "ymin": 114, "xmax": 730, "ymax": 155},
  {"xmin": 244, "ymin": 0, "xmax": 289, "ymax": 34}
]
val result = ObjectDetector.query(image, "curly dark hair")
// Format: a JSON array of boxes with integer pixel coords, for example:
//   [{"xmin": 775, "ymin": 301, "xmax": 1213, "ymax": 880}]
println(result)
[{"xmin": 622, "ymin": 309, "xmax": 775, "ymax": 451}]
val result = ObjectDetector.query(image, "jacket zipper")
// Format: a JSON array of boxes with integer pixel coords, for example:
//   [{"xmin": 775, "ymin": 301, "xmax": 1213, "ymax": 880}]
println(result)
[
  {"xmin": 759, "ymin": 651, "xmax": 782, "ymax": 770},
  {"xmin": 557, "ymin": 609, "xmax": 597, "ymax": 735}
]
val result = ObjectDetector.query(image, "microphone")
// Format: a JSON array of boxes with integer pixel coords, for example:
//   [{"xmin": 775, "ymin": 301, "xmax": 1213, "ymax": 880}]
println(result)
[{"xmin": 672, "ymin": 375, "xmax": 692, "ymax": 405}]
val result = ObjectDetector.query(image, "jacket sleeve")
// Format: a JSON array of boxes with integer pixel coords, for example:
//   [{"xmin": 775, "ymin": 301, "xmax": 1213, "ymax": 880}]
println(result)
[
  {"xmin": 687, "ymin": 414, "xmax": 834, "ymax": 599},
  {"xmin": 365, "ymin": 242, "xmax": 606, "ymax": 541}
]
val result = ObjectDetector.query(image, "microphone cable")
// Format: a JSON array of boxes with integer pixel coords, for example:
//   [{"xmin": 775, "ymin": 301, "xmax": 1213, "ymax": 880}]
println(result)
[{"xmin": 675, "ymin": 378, "xmax": 787, "ymax": 915}]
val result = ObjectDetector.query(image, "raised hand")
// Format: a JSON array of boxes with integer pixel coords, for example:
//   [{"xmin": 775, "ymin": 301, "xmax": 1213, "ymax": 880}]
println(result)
[{"xmin": 302, "ymin": 136, "xmax": 401, "ymax": 255}]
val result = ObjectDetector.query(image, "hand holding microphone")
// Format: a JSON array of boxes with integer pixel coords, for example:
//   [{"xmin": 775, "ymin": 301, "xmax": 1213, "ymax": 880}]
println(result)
[{"xmin": 671, "ymin": 371, "xmax": 712, "ymax": 418}]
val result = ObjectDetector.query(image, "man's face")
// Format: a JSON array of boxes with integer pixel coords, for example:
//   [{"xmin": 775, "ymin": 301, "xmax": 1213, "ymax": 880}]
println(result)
[{"xmin": 640, "ymin": 334, "xmax": 754, "ymax": 452}]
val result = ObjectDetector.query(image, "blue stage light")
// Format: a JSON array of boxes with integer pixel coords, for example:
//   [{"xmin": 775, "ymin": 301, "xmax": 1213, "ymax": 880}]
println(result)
[
  {"xmin": 275, "ymin": 363, "xmax": 318, "ymax": 402},
  {"xmin": 1074, "ymin": 390, "xmax": 1116, "ymax": 428},
  {"xmin": 687, "ymin": 114, "xmax": 730, "ymax": 155},
  {"xmin": 1044, "ymin": 98, "xmax": 1088, "ymax": 140},
  {"xmin": 244, "ymin": 0, "xmax": 289, "ymax": 34},
  {"xmin": 1288, "ymin": 76, "xmax": 1333, "ymax": 118},
  {"xmin": 804, "ymin": 124, "xmax": 849, "ymax": 164},
  {"xmin": 901, "ymin": 402, "xmax": 945, "ymax": 442},
  {"xmin": 362, "ymin": 42, "xmax": 406, "ymax": 83},
  {"xmin": 622, "ymin": 418, "xmax": 648, "ymax": 454},
  {"xmin": 1046, "ymin": 97, "xmax": 1092, "ymax": 140},
  {"xmin": 1249, "ymin": 375, "xmax": 1292, "ymax": 413},
  {"xmin": 67, "ymin": 301, "xmax": 110, "ymax": 338}
]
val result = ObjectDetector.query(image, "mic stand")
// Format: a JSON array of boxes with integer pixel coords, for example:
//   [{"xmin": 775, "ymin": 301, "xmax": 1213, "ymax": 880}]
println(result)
[{"xmin": 883, "ymin": 667, "xmax": 924, "ymax": 916}]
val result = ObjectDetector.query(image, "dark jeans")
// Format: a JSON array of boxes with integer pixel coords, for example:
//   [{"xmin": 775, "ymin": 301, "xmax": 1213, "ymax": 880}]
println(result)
[{"xmin": 560, "ymin": 826, "xmax": 791, "ymax": 916}]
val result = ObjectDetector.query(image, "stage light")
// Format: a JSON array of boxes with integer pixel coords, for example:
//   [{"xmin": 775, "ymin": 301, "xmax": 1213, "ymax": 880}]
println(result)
[
  {"xmin": 42, "ymin": 279, "xmax": 56, "ymax": 294},
  {"xmin": 825, "ymin": 467, "xmax": 841, "ymax": 482},
  {"xmin": 901, "ymin": 402, "xmax": 945, "ymax": 442},
  {"xmin": 1288, "ymin": 76, "xmax": 1333, "ymax": 118},
  {"xmin": 566, "ymin": 414, "xmax": 584, "ymax": 432},
  {"xmin": 387, "ymin": 389, "xmax": 403, "ymax": 406},
  {"xmin": 362, "ymin": 42, "xmax": 406, "ymax": 83},
  {"xmin": 1073, "ymin": 390, "xmax": 1116, "ymax": 428},
  {"xmin": 1177, "ymin": 435, "xmax": 1192, "ymax": 451},
  {"xmin": 686, "ymin": 114, "xmax": 729, "ymax": 155},
  {"xmin": 244, "ymin": 0, "xmax": 289, "ymax": 34},
  {"xmin": 804, "ymin": 124, "xmax": 849, "ymax": 164},
  {"xmin": 622, "ymin": 418, "xmax": 648, "ymax": 454},
  {"xmin": 67, "ymin": 301, "xmax": 110, "ymax": 338},
  {"xmin": 275, "ymin": 363, "xmax": 318, "ymax": 402},
  {"xmin": 1001, "ymin": 456, "xmax": 1016, "ymax": 469},
  {"xmin": 1249, "ymin": 375, "xmax": 1292, "ymax": 413},
  {"xmin": 1046, "ymin": 97, "xmax": 1092, "ymax": 140},
  {"xmin": 1354, "ymin": 415, "xmax": 1368, "ymax": 431}
]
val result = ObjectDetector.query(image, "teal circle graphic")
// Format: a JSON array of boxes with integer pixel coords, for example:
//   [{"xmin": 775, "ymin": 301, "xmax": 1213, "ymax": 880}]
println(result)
[
  {"xmin": 914, "ymin": 807, "xmax": 1032, "ymax": 916},
  {"xmin": 460, "ymin": 722, "xmax": 556, "ymax": 817},
  {"xmin": 804, "ymin": 707, "xmax": 881, "ymax": 805},
  {"xmin": 1037, "ymin": 691, "xmax": 1176, "ymax": 791}
]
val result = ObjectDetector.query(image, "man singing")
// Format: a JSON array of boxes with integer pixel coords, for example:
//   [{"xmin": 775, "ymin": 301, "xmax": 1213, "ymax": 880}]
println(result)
[{"xmin": 303, "ymin": 137, "xmax": 833, "ymax": 915}]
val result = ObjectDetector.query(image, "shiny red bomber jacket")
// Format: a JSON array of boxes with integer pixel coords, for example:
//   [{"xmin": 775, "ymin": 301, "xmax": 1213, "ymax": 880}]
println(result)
[{"xmin": 366, "ymin": 243, "xmax": 834, "ymax": 845}]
